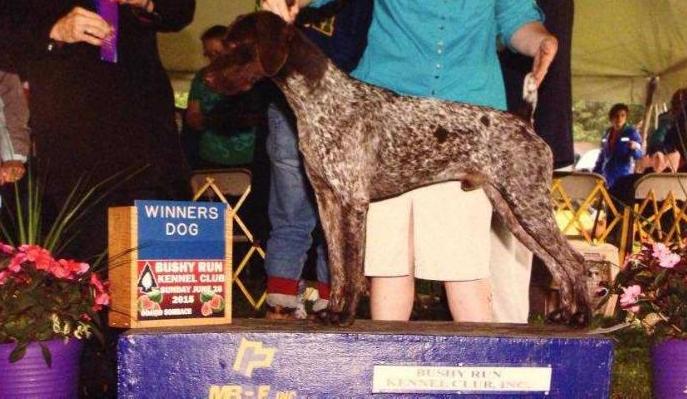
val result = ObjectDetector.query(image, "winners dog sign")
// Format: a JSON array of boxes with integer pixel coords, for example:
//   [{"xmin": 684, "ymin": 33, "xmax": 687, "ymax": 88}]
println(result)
[{"xmin": 108, "ymin": 200, "xmax": 232, "ymax": 328}]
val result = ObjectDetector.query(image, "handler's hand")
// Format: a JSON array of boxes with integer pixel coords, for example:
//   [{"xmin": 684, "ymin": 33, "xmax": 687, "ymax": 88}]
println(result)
[
  {"xmin": 261, "ymin": 0, "xmax": 300, "ymax": 23},
  {"xmin": 49, "ymin": 7, "xmax": 113, "ymax": 47},
  {"xmin": 629, "ymin": 140, "xmax": 642, "ymax": 151},
  {"xmin": 0, "ymin": 161, "xmax": 25, "ymax": 185},
  {"xmin": 531, "ymin": 36, "xmax": 558, "ymax": 88}
]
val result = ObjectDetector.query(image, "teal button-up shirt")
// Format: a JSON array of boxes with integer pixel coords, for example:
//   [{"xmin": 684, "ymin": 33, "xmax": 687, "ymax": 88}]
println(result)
[{"xmin": 310, "ymin": 0, "xmax": 542, "ymax": 110}]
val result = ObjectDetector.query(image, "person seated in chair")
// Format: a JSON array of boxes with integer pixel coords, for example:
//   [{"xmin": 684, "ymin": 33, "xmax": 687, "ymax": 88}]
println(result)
[
  {"xmin": 647, "ymin": 88, "xmax": 687, "ymax": 172},
  {"xmin": 636, "ymin": 109, "xmax": 681, "ymax": 174}
]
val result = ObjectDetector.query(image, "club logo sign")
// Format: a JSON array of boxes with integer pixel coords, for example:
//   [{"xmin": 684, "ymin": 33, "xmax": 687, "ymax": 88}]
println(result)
[{"xmin": 372, "ymin": 365, "xmax": 552, "ymax": 394}]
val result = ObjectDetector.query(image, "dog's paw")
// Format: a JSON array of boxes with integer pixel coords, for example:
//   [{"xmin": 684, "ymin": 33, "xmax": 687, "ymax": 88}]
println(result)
[
  {"xmin": 335, "ymin": 311, "xmax": 356, "ymax": 327},
  {"xmin": 569, "ymin": 307, "xmax": 591, "ymax": 328},
  {"xmin": 545, "ymin": 307, "xmax": 591, "ymax": 328},
  {"xmin": 545, "ymin": 309, "xmax": 570, "ymax": 325}
]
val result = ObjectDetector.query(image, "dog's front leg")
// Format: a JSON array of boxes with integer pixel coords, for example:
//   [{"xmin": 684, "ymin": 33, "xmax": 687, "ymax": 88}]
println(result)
[
  {"xmin": 307, "ymin": 175, "xmax": 348, "ymax": 322},
  {"xmin": 307, "ymin": 173, "xmax": 369, "ymax": 325}
]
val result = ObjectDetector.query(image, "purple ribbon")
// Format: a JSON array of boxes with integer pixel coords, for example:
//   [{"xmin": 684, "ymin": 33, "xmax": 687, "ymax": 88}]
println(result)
[{"xmin": 95, "ymin": 0, "xmax": 118, "ymax": 63}]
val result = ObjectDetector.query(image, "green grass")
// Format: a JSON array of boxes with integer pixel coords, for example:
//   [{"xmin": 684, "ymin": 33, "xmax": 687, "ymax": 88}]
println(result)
[{"xmin": 611, "ymin": 329, "xmax": 652, "ymax": 398}]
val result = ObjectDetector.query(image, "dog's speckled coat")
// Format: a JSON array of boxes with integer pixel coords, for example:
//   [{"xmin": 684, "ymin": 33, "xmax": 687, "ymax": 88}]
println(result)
[{"xmin": 206, "ymin": 11, "xmax": 589, "ymax": 325}]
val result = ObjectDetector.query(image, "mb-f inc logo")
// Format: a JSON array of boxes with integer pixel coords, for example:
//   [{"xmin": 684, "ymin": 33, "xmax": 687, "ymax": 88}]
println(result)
[
  {"xmin": 208, "ymin": 339, "xmax": 296, "ymax": 398},
  {"xmin": 233, "ymin": 338, "xmax": 277, "ymax": 377}
]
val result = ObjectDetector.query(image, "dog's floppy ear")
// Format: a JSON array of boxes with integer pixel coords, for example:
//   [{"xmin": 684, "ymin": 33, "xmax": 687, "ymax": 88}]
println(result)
[{"xmin": 256, "ymin": 12, "xmax": 294, "ymax": 77}]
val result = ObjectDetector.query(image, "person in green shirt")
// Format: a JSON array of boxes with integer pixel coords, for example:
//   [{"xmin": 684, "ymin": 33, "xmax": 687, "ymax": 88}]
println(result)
[{"xmin": 183, "ymin": 25, "xmax": 261, "ymax": 169}]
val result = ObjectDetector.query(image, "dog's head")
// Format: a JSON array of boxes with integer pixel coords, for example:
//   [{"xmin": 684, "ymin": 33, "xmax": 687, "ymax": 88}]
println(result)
[{"xmin": 204, "ymin": 11, "xmax": 295, "ymax": 95}]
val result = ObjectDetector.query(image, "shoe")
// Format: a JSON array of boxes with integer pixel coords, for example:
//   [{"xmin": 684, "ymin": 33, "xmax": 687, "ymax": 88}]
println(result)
[
  {"xmin": 307, "ymin": 298, "xmax": 329, "ymax": 322},
  {"xmin": 265, "ymin": 304, "xmax": 307, "ymax": 320}
]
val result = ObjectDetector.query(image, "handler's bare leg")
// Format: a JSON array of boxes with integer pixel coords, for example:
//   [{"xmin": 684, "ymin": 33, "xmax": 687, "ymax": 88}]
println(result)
[
  {"xmin": 370, "ymin": 275, "xmax": 415, "ymax": 321},
  {"xmin": 490, "ymin": 216, "xmax": 533, "ymax": 323},
  {"xmin": 445, "ymin": 279, "xmax": 493, "ymax": 322}
]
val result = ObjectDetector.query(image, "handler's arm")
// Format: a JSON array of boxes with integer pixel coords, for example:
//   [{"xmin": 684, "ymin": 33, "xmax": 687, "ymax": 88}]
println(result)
[
  {"xmin": 261, "ymin": 0, "xmax": 317, "ymax": 23},
  {"xmin": 510, "ymin": 22, "xmax": 558, "ymax": 88}
]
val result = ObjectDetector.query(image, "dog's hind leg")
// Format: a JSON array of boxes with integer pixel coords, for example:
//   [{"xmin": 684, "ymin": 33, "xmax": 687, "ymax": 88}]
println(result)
[
  {"xmin": 337, "ymin": 204, "xmax": 368, "ymax": 326},
  {"xmin": 482, "ymin": 181, "xmax": 590, "ymax": 326}
]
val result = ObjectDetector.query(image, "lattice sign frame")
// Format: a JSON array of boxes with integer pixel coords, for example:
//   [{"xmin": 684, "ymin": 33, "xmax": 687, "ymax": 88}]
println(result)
[{"xmin": 192, "ymin": 174, "xmax": 267, "ymax": 311}]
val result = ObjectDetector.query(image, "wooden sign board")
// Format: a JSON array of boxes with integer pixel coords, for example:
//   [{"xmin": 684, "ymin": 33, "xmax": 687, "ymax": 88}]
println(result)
[{"xmin": 108, "ymin": 200, "xmax": 232, "ymax": 328}]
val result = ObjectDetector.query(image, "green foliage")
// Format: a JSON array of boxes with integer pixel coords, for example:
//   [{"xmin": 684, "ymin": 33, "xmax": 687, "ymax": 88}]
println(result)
[
  {"xmin": 0, "ymin": 164, "xmax": 144, "ymax": 363},
  {"xmin": 572, "ymin": 101, "xmax": 646, "ymax": 144},
  {"xmin": 0, "ymin": 244, "xmax": 109, "ymax": 363}
]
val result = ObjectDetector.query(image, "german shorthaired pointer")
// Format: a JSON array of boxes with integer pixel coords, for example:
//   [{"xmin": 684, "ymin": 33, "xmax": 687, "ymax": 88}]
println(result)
[{"xmin": 206, "ymin": 11, "xmax": 590, "ymax": 326}]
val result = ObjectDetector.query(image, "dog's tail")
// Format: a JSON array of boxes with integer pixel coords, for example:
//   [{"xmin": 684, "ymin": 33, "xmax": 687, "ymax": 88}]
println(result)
[{"xmin": 515, "ymin": 72, "xmax": 538, "ymax": 125}]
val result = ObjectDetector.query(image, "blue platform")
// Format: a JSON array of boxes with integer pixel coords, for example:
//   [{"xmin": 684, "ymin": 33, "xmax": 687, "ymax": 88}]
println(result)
[{"xmin": 117, "ymin": 319, "xmax": 613, "ymax": 398}]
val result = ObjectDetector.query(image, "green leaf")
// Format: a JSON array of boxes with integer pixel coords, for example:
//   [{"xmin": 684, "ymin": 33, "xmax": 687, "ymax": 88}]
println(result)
[
  {"xmin": 654, "ymin": 270, "xmax": 668, "ymax": 287},
  {"xmin": 9, "ymin": 343, "xmax": 27, "ymax": 363},
  {"xmin": 39, "ymin": 342, "xmax": 52, "ymax": 367}
]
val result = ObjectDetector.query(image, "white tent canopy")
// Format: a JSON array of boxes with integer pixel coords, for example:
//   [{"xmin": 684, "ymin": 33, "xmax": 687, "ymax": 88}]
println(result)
[
  {"xmin": 572, "ymin": 0, "xmax": 687, "ymax": 105},
  {"xmin": 159, "ymin": 0, "xmax": 254, "ymax": 92}
]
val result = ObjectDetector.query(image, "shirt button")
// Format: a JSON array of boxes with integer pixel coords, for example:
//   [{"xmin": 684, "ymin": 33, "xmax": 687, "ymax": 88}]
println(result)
[
  {"xmin": 436, "ymin": 64, "xmax": 442, "ymax": 69},
  {"xmin": 437, "ymin": 48, "xmax": 443, "ymax": 54},
  {"xmin": 437, "ymin": 41, "xmax": 444, "ymax": 47}
]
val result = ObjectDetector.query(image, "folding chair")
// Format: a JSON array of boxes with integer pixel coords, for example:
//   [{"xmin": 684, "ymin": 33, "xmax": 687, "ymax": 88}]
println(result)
[
  {"xmin": 190, "ymin": 168, "xmax": 267, "ymax": 310},
  {"xmin": 628, "ymin": 173, "xmax": 687, "ymax": 250},
  {"xmin": 549, "ymin": 171, "xmax": 628, "ymax": 316}
]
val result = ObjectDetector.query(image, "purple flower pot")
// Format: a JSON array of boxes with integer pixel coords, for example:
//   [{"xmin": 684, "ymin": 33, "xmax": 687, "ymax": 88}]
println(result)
[
  {"xmin": 0, "ymin": 339, "xmax": 82, "ymax": 398},
  {"xmin": 652, "ymin": 339, "xmax": 687, "ymax": 398}
]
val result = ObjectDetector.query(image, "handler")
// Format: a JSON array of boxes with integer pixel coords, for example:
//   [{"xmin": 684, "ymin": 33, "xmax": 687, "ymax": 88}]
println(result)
[{"xmin": 262, "ymin": 0, "xmax": 558, "ymax": 323}]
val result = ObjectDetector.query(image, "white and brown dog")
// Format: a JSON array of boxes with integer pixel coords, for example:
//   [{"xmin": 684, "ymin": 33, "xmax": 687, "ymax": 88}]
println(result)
[{"xmin": 205, "ymin": 10, "xmax": 590, "ymax": 326}]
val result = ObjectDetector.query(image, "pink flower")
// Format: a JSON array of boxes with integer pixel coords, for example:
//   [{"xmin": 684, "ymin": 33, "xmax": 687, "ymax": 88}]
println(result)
[
  {"xmin": 90, "ymin": 273, "xmax": 106, "ymax": 292},
  {"xmin": 95, "ymin": 291, "xmax": 110, "ymax": 307},
  {"xmin": 651, "ymin": 242, "xmax": 681, "ymax": 268},
  {"xmin": 89, "ymin": 273, "xmax": 110, "ymax": 311},
  {"xmin": 92, "ymin": 288, "xmax": 111, "ymax": 311},
  {"xmin": 49, "ymin": 262, "xmax": 72, "ymax": 279},
  {"xmin": 58, "ymin": 259, "xmax": 89, "ymax": 276},
  {"xmin": 18, "ymin": 245, "xmax": 54, "ymax": 271},
  {"xmin": 659, "ymin": 252, "xmax": 681, "ymax": 268},
  {"xmin": 652, "ymin": 242, "xmax": 670, "ymax": 258},
  {"xmin": 8, "ymin": 253, "xmax": 26, "ymax": 272},
  {"xmin": 0, "ymin": 243, "xmax": 15, "ymax": 254},
  {"xmin": 620, "ymin": 284, "xmax": 641, "ymax": 313}
]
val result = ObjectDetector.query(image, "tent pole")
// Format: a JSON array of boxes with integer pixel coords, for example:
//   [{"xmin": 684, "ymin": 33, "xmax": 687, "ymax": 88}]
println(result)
[{"xmin": 641, "ymin": 76, "xmax": 660, "ymax": 150}]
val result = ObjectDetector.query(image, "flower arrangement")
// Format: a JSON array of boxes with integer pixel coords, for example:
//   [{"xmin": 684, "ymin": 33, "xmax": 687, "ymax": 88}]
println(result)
[
  {"xmin": 0, "ymin": 242, "xmax": 110, "ymax": 363},
  {"xmin": 606, "ymin": 242, "xmax": 687, "ymax": 340},
  {"xmin": 0, "ymin": 166, "xmax": 133, "ymax": 365}
]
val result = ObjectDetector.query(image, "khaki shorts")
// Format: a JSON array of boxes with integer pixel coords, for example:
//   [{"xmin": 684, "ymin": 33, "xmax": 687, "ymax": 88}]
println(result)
[{"xmin": 364, "ymin": 182, "xmax": 492, "ymax": 281}]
